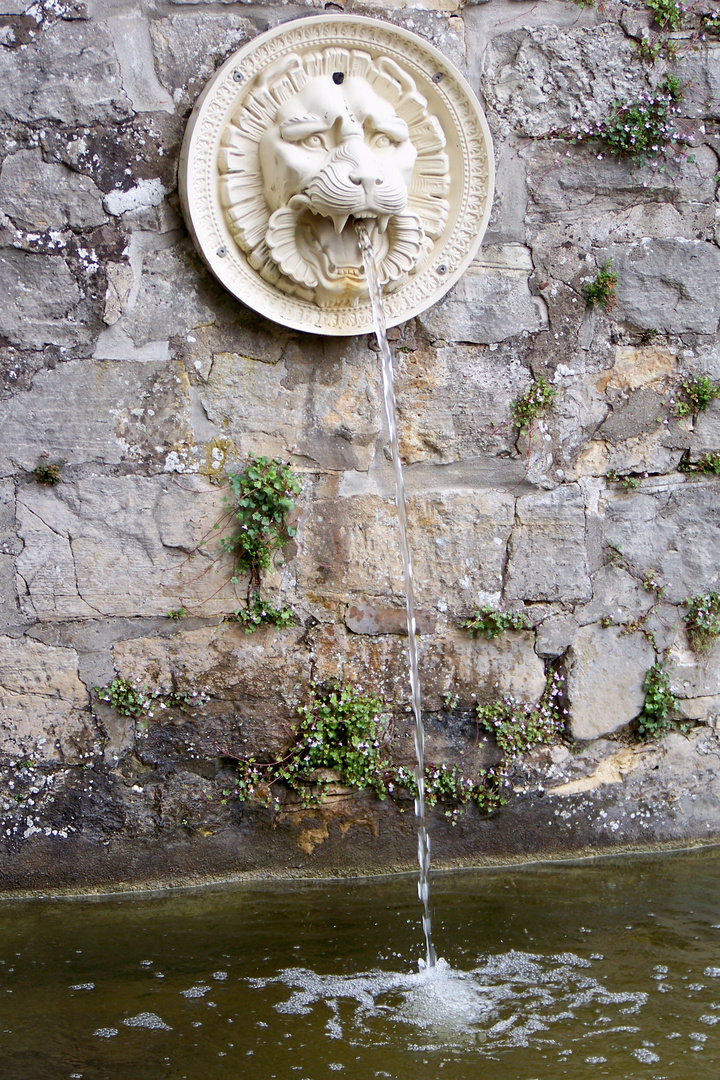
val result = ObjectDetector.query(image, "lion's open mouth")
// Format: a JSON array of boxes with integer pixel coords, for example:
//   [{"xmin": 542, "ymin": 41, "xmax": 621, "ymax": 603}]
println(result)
[
  {"xmin": 266, "ymin": 201, "xmax": 426, "ymax": 303},
  {"xmin": 303, "ymin": 212, "xmax": 384, "ymax": 281}
]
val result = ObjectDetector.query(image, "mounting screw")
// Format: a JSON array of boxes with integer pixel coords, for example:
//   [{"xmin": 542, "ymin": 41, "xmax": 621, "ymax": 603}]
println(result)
[
  {"xmin": 217, "ymin": 246, "xmax": 227, "ymax": 258},
  {"xmin": 432, "ymin": 71, "xmax": 444, "ymax": 83},
  {"xmin": 233, "ymin": 69, "xmax": 244, "ymax": 84},
  {"xmin": 437, "ymin": 263, "xmax": 447, "ymax": 275}
]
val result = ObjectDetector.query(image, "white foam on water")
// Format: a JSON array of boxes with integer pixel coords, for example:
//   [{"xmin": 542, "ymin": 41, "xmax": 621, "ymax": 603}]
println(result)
[
  {"xmin": 249, "ymin": 951, "xmax": 648, "ymax": 1051},
  {"xmin": 180, "ymin": 984, "xmax": 212, "ymax": 998},
  {"xmin": 123, "ymin": 1012, "xmax": 172, "ymax": 1031}
]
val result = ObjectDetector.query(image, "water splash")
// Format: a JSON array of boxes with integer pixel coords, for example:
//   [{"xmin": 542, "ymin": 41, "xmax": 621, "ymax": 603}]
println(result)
[
  {"xmin": 250, "ymin": 950, "xmax": 648, "ymax": 1050},
  {"xmin": 355, "ymin": 222, "xmax": 435, "ymax": 969}
]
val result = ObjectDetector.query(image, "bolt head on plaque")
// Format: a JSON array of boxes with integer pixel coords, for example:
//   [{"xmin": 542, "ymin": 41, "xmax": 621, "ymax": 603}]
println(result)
[{"xmin": 179, "ymin": 15, "xmax": 494, "ymax": 336}]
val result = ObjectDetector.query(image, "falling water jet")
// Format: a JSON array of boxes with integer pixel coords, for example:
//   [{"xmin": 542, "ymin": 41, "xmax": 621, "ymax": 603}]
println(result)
[{"xmin": 355, "ymin": 220, "xmax": 436, "ymax": 970}]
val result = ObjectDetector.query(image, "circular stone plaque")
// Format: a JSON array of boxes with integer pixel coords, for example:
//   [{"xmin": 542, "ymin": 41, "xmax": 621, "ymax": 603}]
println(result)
[{"xmin": 179, "ymin": 15, "xmax": 494, "ymax": 336}]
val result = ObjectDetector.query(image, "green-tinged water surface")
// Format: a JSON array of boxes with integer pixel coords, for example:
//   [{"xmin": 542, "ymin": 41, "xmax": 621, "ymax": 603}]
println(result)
[{"xmin": 1, "ymin": 848, "xmax": 720, "ymax": 1080}]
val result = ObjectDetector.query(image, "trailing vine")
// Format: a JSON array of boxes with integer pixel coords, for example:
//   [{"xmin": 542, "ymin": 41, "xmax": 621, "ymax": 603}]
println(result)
[
  {"xmin": 583, "ymin": 259, "xmax": 618, "ymax": 310},
  {"xmin": 511, "ymin": 377, "xmax": 556, "ymax": 433},
  {"xmin": 461, "ymin": 605, "xmax": 532, "ymax": 639},
  {"xmin": 475, "ymin": 669, "xmax": 567, "ymax": 759},
  {"xmin": 683, "ymin": 592, "xmax": 720, "ymax": 652},
  {"xmin": 636, "ymin": 661, "xmax": 679, "ymax": 738},
  {"xmin": 220, "ymin": 454, "xmax": 302, "ymax": 627},
  {"xmin": 220, "ymin": 684, "xmax": 509, "ymax": 823}
]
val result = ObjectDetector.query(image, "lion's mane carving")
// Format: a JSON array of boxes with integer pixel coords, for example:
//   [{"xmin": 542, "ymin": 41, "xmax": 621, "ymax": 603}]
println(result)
[{"xmin": 219, "ymin": 47, "xmax": 451, "ymax": 308}]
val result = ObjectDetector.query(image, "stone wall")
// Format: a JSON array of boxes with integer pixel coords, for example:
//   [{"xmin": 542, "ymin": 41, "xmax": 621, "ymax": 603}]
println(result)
[{"xmin": 1, "ymin": 0, "xmax": 720, "ymax": 892}]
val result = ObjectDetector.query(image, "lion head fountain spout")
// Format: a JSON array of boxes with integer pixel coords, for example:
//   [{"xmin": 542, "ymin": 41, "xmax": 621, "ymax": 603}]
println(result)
[
  {"xmin": 180, "ymin": 15, "xmax": 494, "ymax": 335},
  {"xmin": 220, "ymin": 50, "xmax": 447, "ymax": 308}
]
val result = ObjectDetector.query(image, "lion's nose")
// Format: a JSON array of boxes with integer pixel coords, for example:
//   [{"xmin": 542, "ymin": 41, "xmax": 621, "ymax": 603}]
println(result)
[{"xmin": 349, "ymin": 171, "xmax": 383, "ymax": 192}]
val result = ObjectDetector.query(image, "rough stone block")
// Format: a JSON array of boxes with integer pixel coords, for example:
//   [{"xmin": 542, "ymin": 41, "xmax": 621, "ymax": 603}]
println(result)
[
  {"xmin": 567, "ymin": 624, "xmax": 655, "ymax": 740},
  {"xmin": 0, "ymin": 149, "xmax": 107, "ymax": 232},
  {"xmin": 200, "ymin": 343, "xmax": 381, "ymax": 471},
  {"xmin": 0, "ymin": 19, "xmax": 132, "ymax": 124},
  {"xmin": 688, "ymin": 400, "xmax": 720, "ymax": 461},
  {"xmin": 669, "ymin": 636, "xmax": 720, "ymax": 701},
  {"xmin": 345, "ymin": 602, "xmax": 437, "ymax": 636},
  {"xmin": 149, "ymin": 14, "xmax": 256, "ymax": 105},
  {"xmin": 674, "ymin": 43, "xmax": 720, "ymax": 120},
  {"xmin": 577, "ymin": 565, "xmax": 656, "ymax": 627},
  {"xmin": 601, "ymin": 479, "xmax": 720, "ymax": 604},
  {"xmin": 379, "ymin": 343, "xmax": 534, "ymax": 465},
  {"xmin": 0, "ymin": 635, "xmax": 91, "ymax": 763},
  {"xmin": 297, "ymin": 489, "xmax": 515, "ymax": 612},
  {"xmin": 419, "ymin": 245, "xmax": 548, "ymax": 344},
  {"xmin": 599, "ymin": 240, "xmax": 720, "ymax": 335},
  {"xmin": 0, "ymin": 250, "xmax": 91, "ymax": 350},
  {"xmin": 525, "ymin": 143, "xmax": 718, "ymax": 233},
  {"xmin": 306, "ymin": 624, "xmax": 546, "ymax": 711},
  {"xmin": 535, "ymin": 614, "xmax": 578, "ymax": 659},
  {"xmin": 0, "ymin": 360, "xmax": 193, "ymax": 473},
  {"xmin": 119, "ymin": 245, "xmax": 217, "ymax": 348},
  {"xmin": 0, "ymin": 479, "xmax": 19, "ymax": 557},
  {"xmin": 596, "ymin": 345, "xmax": 677, "ymax": 394},
  {"xmin": 595, "ymin": 388, "xmax": 666, "ymax": 445},
  {"xmin": 15, "ymin": 475, "xmax": 241, "ymax": 619},
  {"xmin": 481, "ymin": 24, "xmax": 638, "ymax": 137},
  {"xmin": 505, "ymin": 484, "xmax": 591, "ymax": 602}
]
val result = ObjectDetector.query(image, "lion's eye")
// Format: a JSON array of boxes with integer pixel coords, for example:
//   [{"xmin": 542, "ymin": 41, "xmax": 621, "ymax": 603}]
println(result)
[
  {"xmin": 301, "ymin": 134, "xmax": 326, "ymax": 150},
  {"xmin": 371, "ymin": 133, "xmax": 394, "ymax": 150}
]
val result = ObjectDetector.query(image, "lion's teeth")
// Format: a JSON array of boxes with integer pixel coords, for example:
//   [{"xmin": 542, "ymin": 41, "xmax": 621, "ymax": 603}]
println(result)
[
  {"xmin": 331, "ymin": 214, "xmax": 349, "ymax": 234},
  {"xmin": 377, "ymin": 215, "xmax": 390, "ymax": 234}
]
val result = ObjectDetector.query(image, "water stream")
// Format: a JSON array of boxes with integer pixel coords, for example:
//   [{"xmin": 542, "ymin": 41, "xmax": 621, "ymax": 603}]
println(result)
[{"xmin": 355, "ymin": 222, "xmax": 435, "ymax": 970}]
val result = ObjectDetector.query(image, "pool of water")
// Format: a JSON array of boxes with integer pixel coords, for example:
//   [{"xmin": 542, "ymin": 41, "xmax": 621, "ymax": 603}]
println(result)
[{"xmin": 1, "ymin": 848, "xmax": 719, "ymax": 1079}]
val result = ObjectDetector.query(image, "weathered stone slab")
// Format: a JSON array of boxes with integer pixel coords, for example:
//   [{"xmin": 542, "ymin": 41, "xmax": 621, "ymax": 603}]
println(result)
[
  {"xmin": 419, "ymin": 245, "xmax": 548, "ymax": 344},
  {"xmin": 345, "ymin": 602, "xmax": 437, "ymax": 636},
  {"xmin": 112, "ymin": 623, "xmax": 310, "ymax": 759},
  {"xmin": 15, "ymin": 476, "xmax": 241, "ymax": 619},
  {"xmin": 481, "ymin": 24, "xmax": 639, "ymax": 137},
  {"xmin": 0, "ymin": 360, "xmax": 194, "ymax": 473},
  {"xmin": 505, "ymin": 484, "xmax": 591, "ymax": 603},
  {"xmin": 688, "ymin": 400, "xmax": 720, "ymax": 461},
  {"xmin": 577, "ymin": 565, "xmax": 656, "ymax": 627},
  {"xmin": 0, "ymin": 149, "xmax": 107, "ymax": 232},
  {"xmin": 0, "ymin": 635, "xmax": 91, "ymax": 763},
  {"xmin": 600, "ymin": 478, "xmax": 720, "ymax": 604},
  {"xmin": 669, "ymin": 636, "xmax": 720, "ymax": 701},
  {"xmin": 106, "ymin": 12, "xmax": 174, "ymax": 114},
  {"xmin": 200, "ymin": 343, "xmax": 381, "ymax": 471},
  {"xmin": 149, "ymin": 14, "xmax": 256, "ymax": 105},
  {"xmin": 301, "ymin": 624, "xmax": 546, "ymax": 711},
  {"xmin": 119, "ymin": 245, "xmax": 217, "ymax": 348},
  {"xmin": 0, "ymin": 250, "xmax": 91, "ymax": 351},
  {"xmin": 525, "ymin": 143, "xmax": 718, "ymax": 231},
  {"xmin": 535, "ymin": 614, "xmax": 578, "ymax": 659},
  {"xmin": 567, "ymin": 624, "xmax": 655, "ymax": 740},
  {"xmin": 378, "ymin": 343, "xmax": 534, "ymax": 465},
  {"xmin": 674, "ymin": 42, "xmax": 720, "ymax": 120},
  {"xmin": 595, "ymin": 388, "xmax": 666, "ymax": 445},
  {"xmin": 0, "ymin": 479, "xmax": 19, "ymax": 557},
  {"xmin": 598, "ymin": 240, "xmax": 720, "ymax": 335},
  {"xmin": 297, "ymin": 489, "xmax": 515, "ymax": 612},
  {"xmin": 596, "ymin": 345, "xmax": 677, "ymax": 394},
  {"xmin": 0, "ymin": 19, "xmax": 132, "ymax": 124}
]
